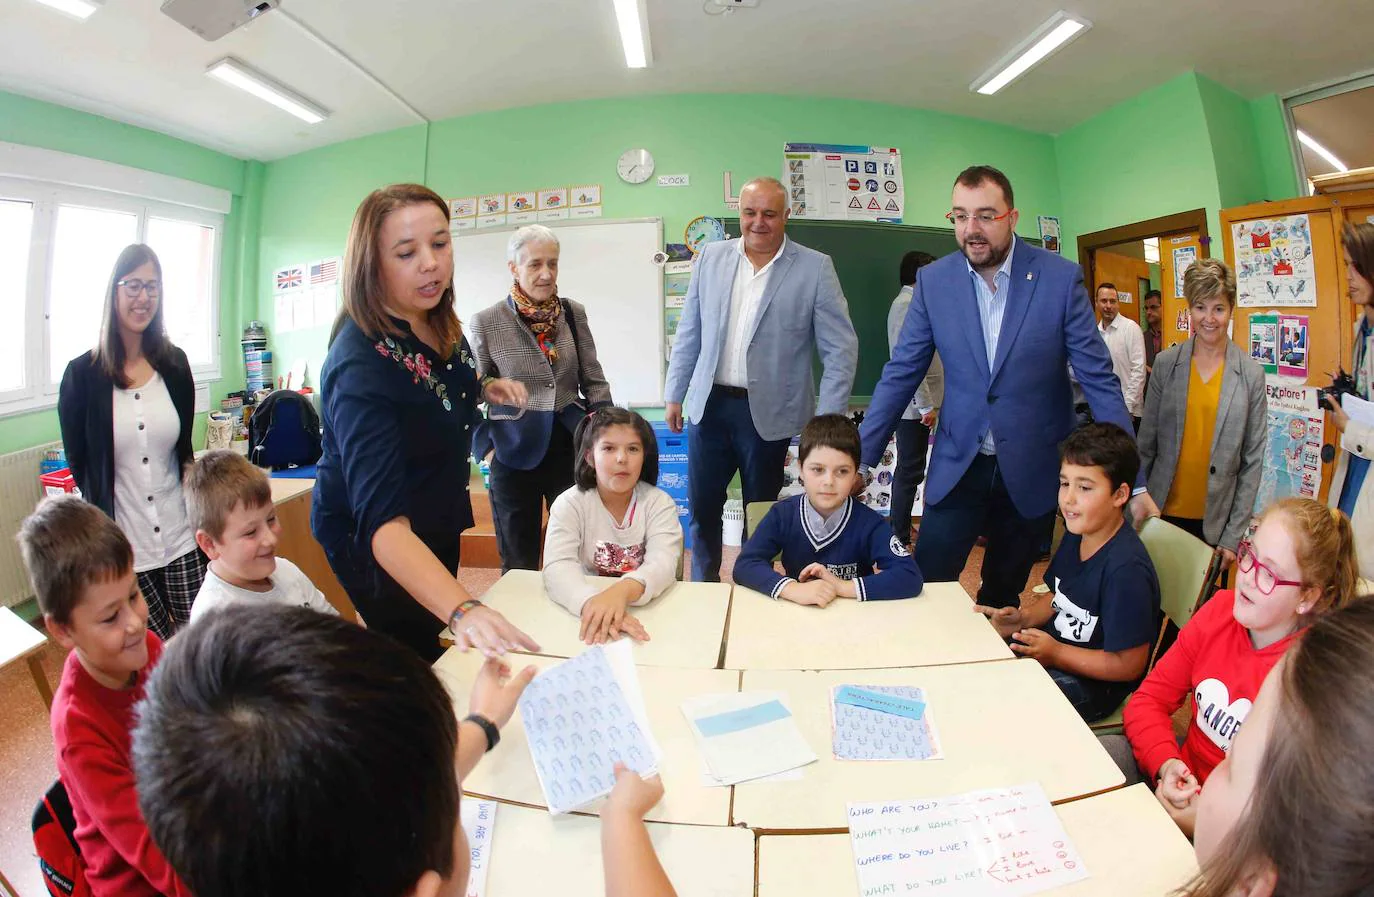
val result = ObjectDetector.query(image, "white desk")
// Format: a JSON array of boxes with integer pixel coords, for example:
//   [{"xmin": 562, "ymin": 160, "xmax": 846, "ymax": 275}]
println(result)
[
  {"xmin": 757, "ymin": 784, "xmax": 1197, "ymax": 896},
  {"xmin": 434, "ymin": 648, "xmax": 739, "ymax": 825},
  {"xmin": 723, "ymin": 581, "xmax": 1013, "ymax": 670},
  {"xmin": 476, "ymin": 569, "xmax": 731, "ymax": 669},
  {"xmin": 483, "ymin": 800, "xmax": 753, "ymax": 896},
  {"xmin": 0, "ymin": 606, "xmax": 51, "ymax": 708},
  {"xmin": 732, "ymin": 661, "xmax": 1124, "ymax": 830}
]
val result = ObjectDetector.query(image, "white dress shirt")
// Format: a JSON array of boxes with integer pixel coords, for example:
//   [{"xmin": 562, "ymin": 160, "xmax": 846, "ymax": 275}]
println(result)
[
  {"xmin": 111, "ymin": 372, "xmax": 196, "ymax": 572},
  {"xmin": 966, "ymin": 239, "xmax": 1016, "ymax": 454},
  {"xmin": 1098, "ymin": 313, "xmax": 1147, "ymax": 417},
  {"xmin": 714, "ymin": 236, "xmax": 788, "ymax": 388}
]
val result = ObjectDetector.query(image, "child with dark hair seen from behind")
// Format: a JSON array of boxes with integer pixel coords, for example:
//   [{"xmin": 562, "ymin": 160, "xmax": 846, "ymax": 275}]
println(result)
[
  {"xmin": 132, "ymin": 603, "xmax": 680, "ymax": 897},
  {"xmin": 734, "ymin": 413, "xmax": 923, "ymax": 605},
  {"xmin": 978, "ymin": 422, "xmax": 1160, "ymax": 722},
  {"xmin": 17, "ymin": 494, "xmax": 191, "ymax": 897}
]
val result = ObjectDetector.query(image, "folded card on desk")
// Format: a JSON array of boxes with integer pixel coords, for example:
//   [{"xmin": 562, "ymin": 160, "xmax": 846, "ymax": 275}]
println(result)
[
  {"xmin": 682, "ymin": 691, "xmax": 816, "ymax": 786},
  {"xmin": 517, "ymin": 640, "xmax": 662, "ymax": 815},
  {"xmin": 459, "ymin": 799, "xmax": 496, "ymax": 897},
  {"xmin": 831, "ymin": 684, "xmax": 942, "ymax": 761}
]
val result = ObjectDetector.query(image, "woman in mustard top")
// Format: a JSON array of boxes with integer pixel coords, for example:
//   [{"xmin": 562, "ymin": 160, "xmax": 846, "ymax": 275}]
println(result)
[{"xmin": 1137, "ymin": 259, "xmax": 1267, "ymax": 567}]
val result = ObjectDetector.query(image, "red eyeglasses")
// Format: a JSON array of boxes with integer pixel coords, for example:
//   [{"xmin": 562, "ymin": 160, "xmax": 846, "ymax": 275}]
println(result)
[
  {"xmin": 1237, "ymin": 540, "xmax": 1305, "ymax": 595},
  {"xmin": 945, "ymin": 210, "xmax": 1013, "ymax": 227}
]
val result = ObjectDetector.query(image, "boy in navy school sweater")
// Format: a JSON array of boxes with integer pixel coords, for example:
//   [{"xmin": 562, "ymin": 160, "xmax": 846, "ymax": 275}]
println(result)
[
  {"xmin": 977, "ymin": 422, "xmax": 1160, "ymax": 722},
  {"xmin": 734, "ymin": 414, "xmax": 923, "ymax": 605}
]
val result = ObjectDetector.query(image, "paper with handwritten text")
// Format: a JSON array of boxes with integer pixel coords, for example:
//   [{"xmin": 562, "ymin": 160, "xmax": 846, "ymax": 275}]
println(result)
[
  {"xmin": 847, "ymin": 783, "xmax": 1088, "ymax": 896},
  {"xmin": 460, "ymin": 799, "xmax": 496, "ymax": 896}
]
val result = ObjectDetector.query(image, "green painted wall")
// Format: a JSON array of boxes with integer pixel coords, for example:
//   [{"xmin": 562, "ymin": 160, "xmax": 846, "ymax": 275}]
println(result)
[
  {"xmin": 258, "ymin": 93, "xmax": 1062, "ymax": 384},
  {"xmin": 1250, "ymin": 94, "xmax": 1302, "ymax": 201},
  {"xmin": 1054, "ymin": 73, "xmax": 1223, "ymax": 259},
  {"xmin": 0, "ymin": 89, "xmax": 252, "ymax": 455},
  {"xmin": 1197, "ymin": 74, "xmax": 1270, "ymax": 210},
  {"xmin": 256, "ymin": 125, "xmax": 427, "ymax": 373}
]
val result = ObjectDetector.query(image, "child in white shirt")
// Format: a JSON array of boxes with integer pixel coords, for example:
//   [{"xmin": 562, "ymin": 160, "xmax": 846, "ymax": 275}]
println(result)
[
  {"xmin": 543, "ymin": 407, "xmax": 683, "ymax": 645},
  {"xmin": 185, "ymin": 451, "xmax": 338, "ymax": 622}
]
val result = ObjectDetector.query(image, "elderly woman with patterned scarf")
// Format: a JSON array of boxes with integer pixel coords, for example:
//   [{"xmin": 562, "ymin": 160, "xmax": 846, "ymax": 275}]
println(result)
[{"xmin": 470, "ymin": 225, "xmax": 614, "ymax": 572}]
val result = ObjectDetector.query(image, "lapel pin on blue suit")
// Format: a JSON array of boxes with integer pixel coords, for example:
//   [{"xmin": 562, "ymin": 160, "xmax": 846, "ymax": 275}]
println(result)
[{"xmin": 1026, "ymin": 272, "xmax": 1034, "ymax": 281}]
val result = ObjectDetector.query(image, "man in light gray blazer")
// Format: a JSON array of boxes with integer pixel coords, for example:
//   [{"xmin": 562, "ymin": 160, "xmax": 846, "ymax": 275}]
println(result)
[{"xmin": 665, "ymin": 177, "xmax": 858, "ymax": 582}]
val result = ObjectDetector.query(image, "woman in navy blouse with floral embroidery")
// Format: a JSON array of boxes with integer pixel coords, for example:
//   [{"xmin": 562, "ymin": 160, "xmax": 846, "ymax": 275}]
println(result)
[{"xmin": 312, "ymin": 184, "xmax": 540, "ymax": 661}]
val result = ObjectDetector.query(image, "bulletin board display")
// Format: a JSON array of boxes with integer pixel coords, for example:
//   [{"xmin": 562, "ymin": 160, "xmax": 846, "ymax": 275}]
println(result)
[{"xmin": 1221, "ymin": 188, "xmax": 1374, "ymax": 505}]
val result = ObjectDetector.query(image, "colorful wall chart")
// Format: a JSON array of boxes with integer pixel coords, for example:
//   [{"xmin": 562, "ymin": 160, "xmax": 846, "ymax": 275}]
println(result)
[
  {"xmin": 1234, "ymin": 214, "xmax": 1317, "ymax": 307},
  {"xmin": 782, "ymin": 143, "xmax": 904, "ymax": 223},
  {"xmin": 1253, "ymin": 378, "xmax": 1324, "ymax": 514}
]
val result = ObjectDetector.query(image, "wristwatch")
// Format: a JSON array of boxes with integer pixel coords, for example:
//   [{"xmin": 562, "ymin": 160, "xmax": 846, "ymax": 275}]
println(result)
[{"xmin": 464, "ymin": 713, "xmax": 500, "ymax": 753}]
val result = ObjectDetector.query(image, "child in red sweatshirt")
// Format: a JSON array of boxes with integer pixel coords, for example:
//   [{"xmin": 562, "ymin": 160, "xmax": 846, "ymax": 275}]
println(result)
[
  {"xmin": 19, "ymin": 496, "xmax": 191, "ymax": 897},
  {"xmin": 1119, "ymin": 497, "xmax": 1359, "ymax": 837}
]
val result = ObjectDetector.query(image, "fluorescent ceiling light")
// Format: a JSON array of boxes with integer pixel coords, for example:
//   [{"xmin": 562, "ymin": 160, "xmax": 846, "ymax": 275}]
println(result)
[
  {"xmin": 1296, "ymin": 129, "xmax": 1348, "ymax": 173},
  {"xmin": 612, "ymin": 0, "xmax": 652, "ymax": 69},
  {"xmin": 206, "ymin": 57, "xmax": 329, "ymax": 124},
  {"xmin": 30, "ymin": 0, "xmax": 101, "ymax": 20},
  {"xmin": 972, "ymin": 11, "xmax": 1091, "ymax": 96}
]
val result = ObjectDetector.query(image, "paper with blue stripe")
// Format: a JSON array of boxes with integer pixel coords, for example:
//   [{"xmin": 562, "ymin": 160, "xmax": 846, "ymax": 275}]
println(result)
[
  {"xmin": 833, "ymin": 685, "xmax": 926, "ymax": 720},
  {"xmin": 682, "ymin": 692, "xmax": 817, "ymax": 786},
  {"xmin": 831, "ymin": 684, "xmax": 941, "ymax": 761},
  {"xmin": 694, "ymin": 699, "xmax": 793, "ymax": 736}
]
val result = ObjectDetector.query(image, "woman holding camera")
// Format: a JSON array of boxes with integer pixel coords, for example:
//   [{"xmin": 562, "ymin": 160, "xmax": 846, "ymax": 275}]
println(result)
[{"xmin": 1325, "ymin": 222, "xmax": 1374, "ymax": 580}]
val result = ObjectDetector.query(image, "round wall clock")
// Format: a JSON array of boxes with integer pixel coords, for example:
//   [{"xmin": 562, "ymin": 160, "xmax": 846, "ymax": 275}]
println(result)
[{"xmin": 617, "ymin": 148, "xmax": 655, "ymax": 184}]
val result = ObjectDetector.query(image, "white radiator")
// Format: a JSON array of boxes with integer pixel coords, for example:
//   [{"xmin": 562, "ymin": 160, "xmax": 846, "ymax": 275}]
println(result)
[{"xmin": 0, "ymin": 442, "xmax": 62, "ymax": 608}]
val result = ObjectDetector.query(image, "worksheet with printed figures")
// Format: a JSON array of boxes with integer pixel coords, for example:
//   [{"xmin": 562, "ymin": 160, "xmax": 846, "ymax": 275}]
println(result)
[{"xmin": 518, "ymin": 641, "xmax": 661, "ymax": 815}]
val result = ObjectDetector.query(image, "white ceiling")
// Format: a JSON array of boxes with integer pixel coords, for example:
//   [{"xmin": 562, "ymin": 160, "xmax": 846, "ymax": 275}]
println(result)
[{"xmin": 2, "ymin": 0, "xmax": 1371, "ymax": 162}]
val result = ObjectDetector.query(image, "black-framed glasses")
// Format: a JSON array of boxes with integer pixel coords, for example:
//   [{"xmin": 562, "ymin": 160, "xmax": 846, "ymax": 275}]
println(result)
[
  {"xmin": 118, "ymin": 278, "xmax": 161, "ymax": 297},
  {"xmin": 945, "ymin": 210, "xmax": 1013, "ymax": 227},
  {"xmin": 1237, "ymin": 540, "xmax": 1305, "ymax": 595}
]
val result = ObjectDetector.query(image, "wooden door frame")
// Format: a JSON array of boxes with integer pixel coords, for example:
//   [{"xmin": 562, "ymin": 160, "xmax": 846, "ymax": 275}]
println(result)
[{"xmin": 1076, "ymin": 208, "xmax": 1211, "ymax": 291}]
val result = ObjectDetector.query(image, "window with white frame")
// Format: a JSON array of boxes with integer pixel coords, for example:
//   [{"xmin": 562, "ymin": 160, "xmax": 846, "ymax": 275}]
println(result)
[{"xmin": 0, "ymin": 170, "xmax": 224, "ymax": 416}]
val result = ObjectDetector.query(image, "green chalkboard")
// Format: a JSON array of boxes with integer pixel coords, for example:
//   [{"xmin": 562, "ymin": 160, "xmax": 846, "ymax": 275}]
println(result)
[{"xmin": 721, "ymin": 218, "xmax": 1039, "ymax": 397}]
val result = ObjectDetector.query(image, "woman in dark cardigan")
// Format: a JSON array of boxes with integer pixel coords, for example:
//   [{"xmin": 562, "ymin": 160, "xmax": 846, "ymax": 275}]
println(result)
[
  {"xmin": 312, "ymin": 184, "xmax": 539, "ymax": 661},
  {"xmin": 58, "ymin": 243, "xmax": 204, "ymax": 637}
]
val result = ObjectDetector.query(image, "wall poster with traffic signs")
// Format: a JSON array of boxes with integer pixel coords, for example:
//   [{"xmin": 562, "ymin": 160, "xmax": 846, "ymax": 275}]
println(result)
[{"xmin": 782, "ymin": 143, "xmax": 904, "ymax": 223}]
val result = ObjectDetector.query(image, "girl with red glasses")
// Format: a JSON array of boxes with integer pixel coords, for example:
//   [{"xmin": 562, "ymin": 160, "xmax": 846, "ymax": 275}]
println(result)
[{"xmin": 1109, "ymin": 497, "xmax": 1359, "ymax": 837}]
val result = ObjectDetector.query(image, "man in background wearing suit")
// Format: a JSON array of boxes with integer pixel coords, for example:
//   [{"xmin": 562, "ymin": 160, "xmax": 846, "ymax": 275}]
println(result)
[
  {"xmin": 859, "ymin": 166, "xmax": 1156, "ymax": 608},
  {"xmin": 665, "ymin": 177, "xmax": 858, "ymax": 582}
]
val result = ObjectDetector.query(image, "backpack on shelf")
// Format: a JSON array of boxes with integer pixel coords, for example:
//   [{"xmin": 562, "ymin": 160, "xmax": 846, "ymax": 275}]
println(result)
[{"xmin": 247, "ymin": 390, "xmax": 322, "ymax": 470}]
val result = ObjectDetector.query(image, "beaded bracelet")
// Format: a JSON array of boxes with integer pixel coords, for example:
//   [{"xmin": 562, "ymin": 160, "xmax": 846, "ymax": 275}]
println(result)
[{"xmin": 447, "ymin": 598, "xmax": 484, "ymax": 635}]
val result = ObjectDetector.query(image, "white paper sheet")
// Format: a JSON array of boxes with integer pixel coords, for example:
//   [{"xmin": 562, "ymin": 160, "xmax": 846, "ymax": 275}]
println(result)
[
  {"xmin": 682, "ymin": 691, "xmax": 816, "ymax": 786},
  {"xmin": 459, "ymin": 799, "xmax": 496, "ymax": 896},
  {"xmin": 847, "ymin": 783, "xmax": 1088, "ymax": 896}
]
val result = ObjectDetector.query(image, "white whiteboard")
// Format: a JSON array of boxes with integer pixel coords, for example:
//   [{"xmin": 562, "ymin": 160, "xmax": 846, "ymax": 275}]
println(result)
[{"xmin": 452, "ymin": 218, "xmax": 665, "ymax": 406}]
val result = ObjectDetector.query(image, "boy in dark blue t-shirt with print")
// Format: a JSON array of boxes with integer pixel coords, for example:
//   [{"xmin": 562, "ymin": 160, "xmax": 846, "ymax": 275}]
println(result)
[{"xmin": 977, "ymin": 423, "xmax": 1160, "ymax": 722}]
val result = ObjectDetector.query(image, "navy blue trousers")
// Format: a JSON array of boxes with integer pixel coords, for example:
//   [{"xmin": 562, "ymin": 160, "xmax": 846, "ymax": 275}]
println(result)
[
  {"xmin": 913, "ymin": 452, "xmax": 1055, "ymax": 609},
  {"xmin": 687, "ymin": 387, "xmax": 791, "ymax": 582}
]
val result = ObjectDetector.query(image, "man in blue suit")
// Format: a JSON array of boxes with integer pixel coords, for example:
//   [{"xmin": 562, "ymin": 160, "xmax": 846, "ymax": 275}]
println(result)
[
  {"xmin": 859, "ymin": 166, "xmax": 1157, "ymax": 608},
  {"xmin": 666, "ymin": 177, "xmax": 858, "ymax": 582}
]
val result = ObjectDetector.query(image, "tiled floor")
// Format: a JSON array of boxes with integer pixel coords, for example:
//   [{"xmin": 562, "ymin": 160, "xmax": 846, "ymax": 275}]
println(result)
[{"xmin": 0, "ymin": 541, "xmax": 1037, "ymax": 896}]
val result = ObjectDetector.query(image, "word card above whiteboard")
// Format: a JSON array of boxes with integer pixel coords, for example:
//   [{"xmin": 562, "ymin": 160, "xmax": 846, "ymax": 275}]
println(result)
[{"xmin": 452, "ymin": 218, "xmax": 666, "ymax": 406}]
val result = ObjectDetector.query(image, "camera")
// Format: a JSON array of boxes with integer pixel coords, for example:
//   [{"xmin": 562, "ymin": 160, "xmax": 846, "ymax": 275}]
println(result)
[{"xmin": 1319, "ymin": 369, "xmax": 1359, "ymax": 410}]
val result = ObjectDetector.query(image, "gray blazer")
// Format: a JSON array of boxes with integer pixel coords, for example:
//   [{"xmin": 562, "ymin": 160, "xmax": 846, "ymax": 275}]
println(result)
[
  {"xmin": 1138, "ymin": 338, "xmax": 1267, "ymax": 551},
  {"xmin": 663, "ymin": 237, "xmax": 858, "ymax": 441}
]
